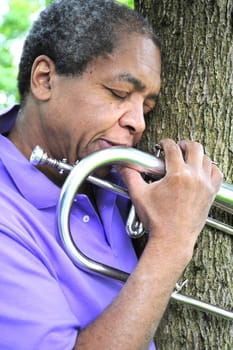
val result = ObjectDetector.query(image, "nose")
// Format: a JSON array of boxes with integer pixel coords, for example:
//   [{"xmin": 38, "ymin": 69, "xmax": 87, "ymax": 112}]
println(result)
[{"xmin": 119, "ymin": 101, "xmax": 146, "ymax": 142}]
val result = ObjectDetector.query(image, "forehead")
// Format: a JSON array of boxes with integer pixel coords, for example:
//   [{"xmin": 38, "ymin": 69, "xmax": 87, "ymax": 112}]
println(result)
[{"xmin": 87, "ymin": 35, "xmax": 161, "ymax": 93}]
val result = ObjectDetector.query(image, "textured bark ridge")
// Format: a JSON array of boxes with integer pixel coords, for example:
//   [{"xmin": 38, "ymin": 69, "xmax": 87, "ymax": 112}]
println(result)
[{"xmin": 135, "ymin": 0, "xmax": 233, "ymax": 348}]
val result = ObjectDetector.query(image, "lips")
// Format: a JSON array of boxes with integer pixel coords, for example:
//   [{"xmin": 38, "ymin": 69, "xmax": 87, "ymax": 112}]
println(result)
[{"xmin": 99, "ymin": 138, "xmax": 132, "ymax": 149}]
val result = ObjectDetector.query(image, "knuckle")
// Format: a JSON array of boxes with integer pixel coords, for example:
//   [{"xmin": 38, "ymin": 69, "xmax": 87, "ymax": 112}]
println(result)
[{"xmin": 167, "ymin": 168, "xmax": 192, "ymax": 186}]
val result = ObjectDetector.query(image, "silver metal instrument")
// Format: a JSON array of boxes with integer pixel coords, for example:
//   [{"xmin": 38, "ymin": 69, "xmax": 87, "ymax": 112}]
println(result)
[{"xmin": 30, "ymin": 145, "xmax": 233, "ymax": 321}]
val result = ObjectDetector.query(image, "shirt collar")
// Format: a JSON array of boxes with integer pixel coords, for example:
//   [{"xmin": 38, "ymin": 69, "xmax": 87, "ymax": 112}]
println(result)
[
  {"xmin": 0, "ymin": 135, "xmax": 61, "ymax": 209},
  {"xmin": 0, "ymin": 104, "xmax": 20, "ymax": 133},
  {"xmin": 0, "ymin": 105, "xmax": 60, "ymax": 209}
]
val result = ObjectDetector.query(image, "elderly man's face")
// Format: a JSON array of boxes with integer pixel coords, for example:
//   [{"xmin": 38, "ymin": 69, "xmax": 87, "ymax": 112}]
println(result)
[{"xmin": 35, "ymin": 34, "xmax": 161, "ymax": 166}]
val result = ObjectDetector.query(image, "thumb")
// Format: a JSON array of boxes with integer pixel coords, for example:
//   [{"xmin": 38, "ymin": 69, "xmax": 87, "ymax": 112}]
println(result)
[{"xmin": 118, "ymin": 167, "xmax": 147, "ymax": 200}]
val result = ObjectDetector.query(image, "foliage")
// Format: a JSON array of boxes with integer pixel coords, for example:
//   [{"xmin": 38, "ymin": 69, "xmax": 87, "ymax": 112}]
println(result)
[
  {"xmin": 118, "ymin": 0, "xmax": 134, "ymax": 8},
  {"xmin": 0, "ymin": 0, "xmax": 50, "ymax": 107},
  {"xmin": 0, "ymin": 0, "xmax": 134, "ymax": 108}
]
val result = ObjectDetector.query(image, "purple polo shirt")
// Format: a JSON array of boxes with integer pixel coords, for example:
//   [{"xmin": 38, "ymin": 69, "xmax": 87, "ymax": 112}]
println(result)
[{"xmin": 0, "ymin": 106, "xmax": 156, "ymax": 349}]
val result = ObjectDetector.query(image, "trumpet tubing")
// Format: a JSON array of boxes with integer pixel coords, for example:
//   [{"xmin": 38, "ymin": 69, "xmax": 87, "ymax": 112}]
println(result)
[{"xmin": 30, "ymin": 145, "xmax": 233, "ymax": 320}]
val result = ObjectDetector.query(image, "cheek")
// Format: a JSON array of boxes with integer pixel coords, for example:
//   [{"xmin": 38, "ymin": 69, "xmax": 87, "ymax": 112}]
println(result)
[
  {"xmin": 80, "ymin": 103, "xmax": 116, "ymax": 127},
  {"xmin": 63, "ymin": 91, "xmax": 120, "ymax": 136}
]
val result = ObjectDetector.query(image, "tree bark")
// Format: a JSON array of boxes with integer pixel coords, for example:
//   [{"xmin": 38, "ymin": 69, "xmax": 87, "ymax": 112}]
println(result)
[{"xmin": 135, "ymin": 0, "xmax": 233, "ymax": 349}]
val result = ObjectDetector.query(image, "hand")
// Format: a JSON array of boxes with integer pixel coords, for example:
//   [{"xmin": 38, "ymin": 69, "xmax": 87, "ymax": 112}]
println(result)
[{"xmin": 120, "ymin": 139, "xmax": 223, "ymax": 255}]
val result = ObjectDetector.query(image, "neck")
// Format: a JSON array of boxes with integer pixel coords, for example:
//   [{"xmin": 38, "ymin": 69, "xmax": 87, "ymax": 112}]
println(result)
[{"xmin": 8, "ymin": 109, "xmax": 31, "ymax": 159}]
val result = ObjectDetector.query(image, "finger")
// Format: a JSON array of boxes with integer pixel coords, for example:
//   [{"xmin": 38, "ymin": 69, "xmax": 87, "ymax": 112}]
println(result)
[
  {"xmin": 211, "ymin": 164, "xmax": 224, "ymax": 189},
  {"xmin": 159, "ymin": 138, "xmax": 184, "ymax": 173},
  {"xmin": 178, "ymin": 140, "xmax": 204, "ymax": 168},
  {"xmin": 202, "ymin": 154, "xmax": 212, "ymax": 175}
]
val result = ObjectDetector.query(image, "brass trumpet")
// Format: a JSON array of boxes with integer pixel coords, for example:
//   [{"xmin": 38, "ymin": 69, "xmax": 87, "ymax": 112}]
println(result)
[{"xmin": 30, "ymin": 145, "xmax": 233, "ymax": 321}]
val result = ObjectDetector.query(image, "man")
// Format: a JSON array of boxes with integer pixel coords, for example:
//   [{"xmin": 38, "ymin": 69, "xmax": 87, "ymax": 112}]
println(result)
[{"xmin": 0, "ymin": 0, "xmax": 222, "ymax": 349}]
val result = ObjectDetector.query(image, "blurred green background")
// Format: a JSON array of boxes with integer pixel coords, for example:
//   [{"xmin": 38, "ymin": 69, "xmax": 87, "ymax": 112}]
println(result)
[{"xmin": 0, "ymin": 0, "xmax": 134, "ymax": 108}]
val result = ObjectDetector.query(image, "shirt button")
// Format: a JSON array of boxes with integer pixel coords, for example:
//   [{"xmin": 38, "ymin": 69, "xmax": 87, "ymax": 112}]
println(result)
[{"xmin": 83, "ymin": 215, "xmax": 90, "ymax": 223}]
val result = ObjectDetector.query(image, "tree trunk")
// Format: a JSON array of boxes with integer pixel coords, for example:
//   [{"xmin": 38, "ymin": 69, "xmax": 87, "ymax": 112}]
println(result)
[{"xmin": 135, "ymin": 0, "xmax": 233, "ymax": 349}]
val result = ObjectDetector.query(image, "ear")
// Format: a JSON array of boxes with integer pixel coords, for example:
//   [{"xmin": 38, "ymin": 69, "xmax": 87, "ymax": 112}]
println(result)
[{"xmin": 30, "ymin": 55, "xmax": 55, "ymax": 101}]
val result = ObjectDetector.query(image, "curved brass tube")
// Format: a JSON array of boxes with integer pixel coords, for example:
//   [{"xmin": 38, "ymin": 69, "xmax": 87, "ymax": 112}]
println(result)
[{"xmin": 30, "ymin": 146, "xmax": 233, "ymax": 320}]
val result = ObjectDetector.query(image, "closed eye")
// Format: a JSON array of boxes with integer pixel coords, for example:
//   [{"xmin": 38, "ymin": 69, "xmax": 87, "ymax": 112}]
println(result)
[
  {"xmin": 105, "ymin": 86, "xmax": 158, "ymax": 114},
  {"xmin": 143, "ymin": 94, "xmax": 159, "ymax": 115},
  {"xmin": 143, "ymin": 101, "xmax": 156, "ymax": 115},
  {"xmin": 107, "ymin": 88, "xmax": 129, "ymax": 99}
]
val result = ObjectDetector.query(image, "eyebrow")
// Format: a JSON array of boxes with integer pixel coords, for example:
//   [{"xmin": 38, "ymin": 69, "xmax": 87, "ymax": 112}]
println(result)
[{"xmin": 116, "ymin": 73, "xmax": 159, "ymax": 104}]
